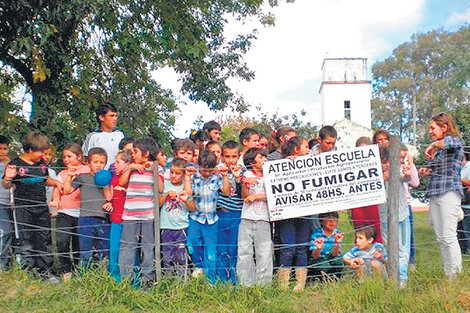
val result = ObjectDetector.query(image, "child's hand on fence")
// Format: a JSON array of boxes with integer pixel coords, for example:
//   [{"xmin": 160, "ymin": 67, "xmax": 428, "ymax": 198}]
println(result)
[
  {"xmin": 230, "ymin": 165, "xmax": 242, "ymax": 178},
  {"xmin": 351, "ymin": 258, "xmax": 364, "ymax": 269},
  {"xmin": 418, "ymin": 167, "xmax": 432, "ymax": 176},
  {"xmin": 334, "ymin": 232, "xmax": 344, "ymax": 243},
  {"xmin": 5, "ymin": 164, "xmax": 17, "ymax": 179},
  {"xmin": 102, "ymin": 202, "xmax": 113, "ymax": 212},
  {"xmin": 217, "ymin": 164, "xmax": 229, "ymax": 176},
  {"xmin": 179, "ymin": 190, "xmax": 189, "ymax": 202},
  {"xmin": 286, "ymin": 155, "xmax": 297, "ymax": 161},
  {"xmin": 130, "ymin": 163, "xmax": 146, "ymax": 173},
  {"xmin": 185, "ymin": 166, "xmax": 197, "ymax": 176},
  {"xmin": 167, "ymin": 190, "xmax": 177, "ymax": 198},
  {"xmin": 314, "ymin": 237, "xmax": 324, "ymax": 251}
]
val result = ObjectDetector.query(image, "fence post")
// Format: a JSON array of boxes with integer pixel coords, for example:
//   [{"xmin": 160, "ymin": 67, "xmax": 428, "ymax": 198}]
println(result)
[
  {"xmin": 387, "ymin": 136, "xmax": 400, "ymax": 283},
  {"xmin": 153, "ymin": 162, "xmax": 162, "ymax": 280}
]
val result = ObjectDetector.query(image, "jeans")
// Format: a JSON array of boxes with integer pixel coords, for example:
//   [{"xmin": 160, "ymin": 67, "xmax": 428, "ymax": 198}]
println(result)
[
  {"xmin": 0, "ymin": 206, "xmax": 13, "ymax": 269},
  {"xmin": 237, "ymin": 219, "xmax": 273, "ymax": 286},
  {"xmin": 187, "ymin": 218, "xmax": 218, "ymax": 284},
  {"xmin": 278, "ymin": 217, "xmax": 311, "ymax": 267},
  {"xmin": 56, "ymin": 213, "xmax": 80, "ymax": 273},
  {"xmin": 78, "ymin": 217, "xmax": 110, "ymax": 267},
  {"xmin": 216, "ymin": 209, "xmax": 241, "ymax": 283}
]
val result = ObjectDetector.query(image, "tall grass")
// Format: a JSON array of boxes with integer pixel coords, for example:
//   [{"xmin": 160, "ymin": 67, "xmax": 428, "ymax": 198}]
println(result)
[{"xmin": 1, "ymin": 212, "xmax": 469, "ymax": 312}]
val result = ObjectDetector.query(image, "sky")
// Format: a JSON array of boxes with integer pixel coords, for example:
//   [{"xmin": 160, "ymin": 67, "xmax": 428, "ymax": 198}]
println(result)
[{"xmin": 153, "ymin": 0, "xmax": 470, "ymax": 138}]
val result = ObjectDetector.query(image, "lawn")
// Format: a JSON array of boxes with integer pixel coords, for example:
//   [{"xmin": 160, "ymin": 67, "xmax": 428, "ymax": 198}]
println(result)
[{"xmin": 1, "ymin": 212, "xmax": 469, "ymax": 312}]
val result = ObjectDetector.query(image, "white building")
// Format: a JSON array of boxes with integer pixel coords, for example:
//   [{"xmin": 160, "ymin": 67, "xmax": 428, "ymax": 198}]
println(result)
[{"xmin": 320, "ymin": 58, "xmax": 372, "ymax": 130}]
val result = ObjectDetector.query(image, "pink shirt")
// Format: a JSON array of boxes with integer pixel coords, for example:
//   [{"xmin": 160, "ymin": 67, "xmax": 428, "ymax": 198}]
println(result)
[{"xmin": 57, "ymin": 164, "xmax": 91, "ymax": 217}]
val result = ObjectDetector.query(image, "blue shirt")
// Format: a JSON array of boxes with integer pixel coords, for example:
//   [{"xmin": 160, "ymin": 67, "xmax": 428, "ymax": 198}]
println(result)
[
  {"xmin": 190, "ymin": 172, "xmax": 222, "ymax": 224},
  {"xmin": 343, "ymin": 242, "xmax": 388, "ymax": 264},
  {"xmin": 309, "ymin": 227, "xmax": 343, "ymax": 257}
]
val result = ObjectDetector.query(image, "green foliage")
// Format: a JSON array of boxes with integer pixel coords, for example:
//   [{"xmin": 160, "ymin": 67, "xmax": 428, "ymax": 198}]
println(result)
[
  {"xmin": 0, "ymin": 0, "xmax": 284, "ymax": 150},
  {"xmin": 372, "ymin": 26, "xmax": 470, "ymax": 142}
]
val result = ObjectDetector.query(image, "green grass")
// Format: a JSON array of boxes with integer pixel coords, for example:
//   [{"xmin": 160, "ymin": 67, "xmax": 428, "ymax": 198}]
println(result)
[{"xmin": 1, "ymin": 212, "xmax": 470, "ymax": 312}]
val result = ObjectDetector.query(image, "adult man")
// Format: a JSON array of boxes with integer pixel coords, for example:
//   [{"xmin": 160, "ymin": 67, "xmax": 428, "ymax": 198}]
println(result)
[{"xmin": 82, "ymin": 103, "xmax": 124, "ymax": 169}]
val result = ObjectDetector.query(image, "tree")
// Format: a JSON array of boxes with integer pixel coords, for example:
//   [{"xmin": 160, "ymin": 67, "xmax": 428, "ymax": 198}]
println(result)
[
  {"xmin": 371, "ymin": 26, "xmax": 470, "ymax": 144},
  {"xmin": 0, "ymin": 0, "xmax": 280, "ymax": 149}
]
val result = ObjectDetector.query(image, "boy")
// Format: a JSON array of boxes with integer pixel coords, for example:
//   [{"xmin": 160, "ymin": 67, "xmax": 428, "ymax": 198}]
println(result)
[
  {"xmin": 310, "ymin": 211, "xmax": 344, "ymax": 280},
  {"xmin": 159, "ymin": 158, "xmax": 192, "ymax": 276},
  {"xmin": 64, "ymin": 147, "xmax": 112, "ymax": 267},
  {"xmin": 237, "ymin": 128, "xmax": 259, "ymax": 168},
  {"xmin": 82, "ymin": 102, "xmax": 124, "ymax": 169},
  {"xmin": 343, "ymin": 225, "xmax": 387, "ymax": 279},
  {"xmin": 203, "ymin": 120, "xmax": 222, "ymax": 142},
  {"xmin": 185, "ymin": 149, "xmax": 230, "ymax": 284},
  {"xmin": 216, "ymin": 140, "xmax": 244, "ymax": 283},
  {"xmin": 0, "ymin": 135, "xmax": 11, "ymax": 270},
  {"xmin": 2, "ymin": 132, "xmax": 62, "ymax": 279},
  {"xmin": 119, "ymin": 138, "xmax": 158, "ymax": 286},
  {"xmin": 379, "ymin": 146, "xmax": 411, "ymax": 286},
  {"xmin": 237, "ymin": 147, "xmax": 273, "ymax": 286}
]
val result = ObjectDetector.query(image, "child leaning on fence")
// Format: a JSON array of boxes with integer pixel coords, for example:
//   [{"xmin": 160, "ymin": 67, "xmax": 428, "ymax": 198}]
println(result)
[
  {"xmin": 343, "ymin": 225, "xmax": 387, "ymax": 280},
  {"xmin": 158, "ymin": 158, "xmax": 191, "ymax": 277},
  {"xmin": 237, "ymin": 147, "xmax": 273, "ymax": 287}
]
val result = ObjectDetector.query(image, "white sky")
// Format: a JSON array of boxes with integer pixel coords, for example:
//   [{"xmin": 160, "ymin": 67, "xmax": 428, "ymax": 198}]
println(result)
[{"xmin": 156, "ymin": 0, "xmax": 431, "ymax": 137}]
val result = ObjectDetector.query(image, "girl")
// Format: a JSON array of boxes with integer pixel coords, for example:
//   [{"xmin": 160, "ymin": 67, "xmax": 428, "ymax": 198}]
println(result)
[
  {"xmin": 419, "ymin": 113, "xmax": 464, "ymax": 278},
  {"xmin": 207, "ymin": 140, "xmax": 223, "ymax": 165},
  {"xmin": 237, "ymin": 147, "xmax": 272, "ymax": 286},
  {"xmin": 267, "ymin": 126, "xmax": 296, "ymax": 161},
  {"xmin": 51, "ymin": 143, "xmax": 90, "ymax": 281},
  {"xmin": 108, "ymin": 150, "xmax": 131, "ymax": 281},
  {"xmin": 277, "ymin": 137, "xmax": 312, "ymax": 292}
]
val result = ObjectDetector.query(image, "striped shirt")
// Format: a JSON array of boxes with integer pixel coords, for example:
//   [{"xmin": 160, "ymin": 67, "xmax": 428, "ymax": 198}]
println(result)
[
  {"xmin": 122, "ymin": 168, "xmax": 155, "ymax": 221},
  {"xmin": 216, "ymin": 173, "xmax": 243, "ymax": 211},
  {"xmin": 426, "ymin": 136, "xmax": 464, "ymax": 198}
]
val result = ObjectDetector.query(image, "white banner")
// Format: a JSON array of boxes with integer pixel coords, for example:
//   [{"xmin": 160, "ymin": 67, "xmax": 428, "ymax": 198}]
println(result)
[{"xmin": 262, "ymin": 145, "xmax": 386, "ymax": 221}]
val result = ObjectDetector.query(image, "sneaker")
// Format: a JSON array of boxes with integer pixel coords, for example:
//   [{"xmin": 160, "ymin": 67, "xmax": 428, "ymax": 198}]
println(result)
[
  {"xmin": 191, "ymin": 268, "xmax": 205, "ymax": 278},
  {"xmin": 42, "ymin": 274, "xmax": 60, "ymax": 284},
  {"xmin": 62, "ymin": 272, "xmax": 72, "ymax": 282}
]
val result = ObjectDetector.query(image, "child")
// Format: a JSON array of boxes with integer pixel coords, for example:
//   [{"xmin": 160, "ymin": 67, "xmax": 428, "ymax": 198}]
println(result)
[
  {"xmin": 267, "ymin": 126, "xmax": 296, "ymax": 161},
  {"xmin": 203, "ymin": 120, "xmax": 222, "ymax": 142},
  {"xmin": 216, "ymin": 140, "xmax": 244, "ymax": 283},
  {"xmin": 277, "ymin": 136, "xmax": 311, "ymax": 292},
  {"xmin": 343, "ymin": 225, "xmax": 387, "ymax": 279},
  {"xmin": 43, "ymin": 146, "xmax": 60, "ymax": 217},
  {"xmin": 419, "ymin": 112, "xmax": 464, "ymax": 278},
  {"xmin": 259, "ymin": 133, "xmax": 269, "ymax": 152},
  {"xmin": 379, "ymin": 147, "xmax": 411, "ymax": 286},
  {"xmin": 174, "ymin": 139, "xmax": 195, "ymax": 164},
  {"xmin": 310, "ymin": 212, "xmax": 344, "ymax": 281},
  {"xmin": 185, "ymin": 149, "xmax": 230, "ymax": 284},
  {"xmin": 237, "ymin": 128, "xmax": 260, "ymax": 168},
  {"xmin": 119, "ymin": 138, "xmax": 158, "ymax": 285},
  {"xmin": 207, "ymin": 140, "xmax": 223, "ymax": 165},
  {"xmin": 159, "ymin": 158, "xmax": 192, "ymax": 276},
  {"xmin": 51, "ymin": 143, "xmax": 90, "ymax": 281},
  {"xmin": 0, "ymin": 135, "xmax": 11, "ymax": 270},
  {"xmin": 2, "ymin": 132, "xmax": 61, "ymax": 279},
  {"xmin": 350, "ymin": 136, "xmax": 383, "ymax": 243},
  {"xmin": 373, "ymin": 129, "xmax": 390, "ymax": 148},
  {"xmin": 108, "ymin": 150, "xmax": 132, "ymax": 281},
  {"xmin": 237, "ymin": 147, "xmax": 273, "ymax": 286},
  {"xmin": 63, "ymin": 147, "xmax": 112, "ymax": 267}
]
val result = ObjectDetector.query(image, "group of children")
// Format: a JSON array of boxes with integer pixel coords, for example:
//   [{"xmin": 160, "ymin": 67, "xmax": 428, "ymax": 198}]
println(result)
[{"xmin": 1, "ymin": 109, "xmax": 463, "ymax": 289}]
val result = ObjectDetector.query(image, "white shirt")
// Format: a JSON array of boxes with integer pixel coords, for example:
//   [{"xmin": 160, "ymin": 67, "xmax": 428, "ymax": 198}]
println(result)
[{"xmin": 82, "ymin": 129, "xmax": 124, "ymax": 169}]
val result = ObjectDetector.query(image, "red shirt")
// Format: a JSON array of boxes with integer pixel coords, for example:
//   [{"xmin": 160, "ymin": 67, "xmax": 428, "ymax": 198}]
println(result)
[{"xmin": 110, "ymin": 175, "xmax": 127, "ymax": 224}]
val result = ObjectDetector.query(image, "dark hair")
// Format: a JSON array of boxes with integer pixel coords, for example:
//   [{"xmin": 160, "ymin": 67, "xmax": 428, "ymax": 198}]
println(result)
[
  {"xmin": 355, "ymin": 136, "xmax": 372, "ymax": 147},
  {"xmin": 189, "ymin": 130, "xmax": 210, "ymax": 144},
  {"xmin": 88, "ymin": 147, "xmax": 108, "ymax": 163},
  {"xmin": 379, "ymin": 146, "xmax": 389, "ymax": 162},
  {"xmin": 372, "ymin": 129, "xmax": 390, "ymax": 144},
  {"xmin": 206, "ymin": 140, "xmax": 222, "ymax": 151},
  {"xmin": 118, "ymin": 137, "xmax": 135, "ymax": 150},
  {"xmin": 198, "ymin": 149, "xmax": 217, "ymax": 169},
  {"xmin": 399, "ymin": 143, "xmax": 408, "ymax": 151},
  {"xmin": 281, "ymin": 136, "xmax": 307, "ymax": 157},
  {"xmin": 116, "ymin": 149, "xmax": 132, "ymax": 163},
  {"xmin": 0, "ymin": 135, "xmax": 10, "ymax": 145},
  {"xmin": 203, "ymin": 120, "xmax": 221, "ymax": 133},
  {"xmin": 356, "ymin": 224, "xmax": 377, "ymax": 242},
  {"xmin": 239, "ymin": 128, "xmax": 259, "ymax": 146},
  {"xmin": 22, "ymin": 131, "xmax": 49, "ymax": 152},
  {"xmin": 95, "ymin": 102, "xmax": 117, "ymax": 123},
  {"xmin": 318, "ymin": 126, "xmax": 337, "ymax": 140},
  {"xmin": 134, "ymin": 138, "xmax": 158, "ymax": 161},
  {"xmin": 173, "ymin": 139, "xmax": 195, "ymax": 154},
  {"xmin": 319, "ymin": 211, "xmax": 339, "ymax": 221},
  {"xmin": 308, "ymin": 139, "xmax": 316, "ymax": 150},
  {"xmin": 243, "ymin": 147, "xmax": 267, "ymax": 168},
  {"xmin": 171, "ymin": 157, "xmax": 187, "ymax": 170},
  {"xmin": 222, "ymin": 140, "xmax": 239, "ymax": 152}
]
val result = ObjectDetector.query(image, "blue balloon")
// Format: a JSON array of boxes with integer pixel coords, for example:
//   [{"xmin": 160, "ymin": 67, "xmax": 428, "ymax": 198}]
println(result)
[{"xmin": 94, "ymin": 169, "xmax": 112, "ymax": 187}]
